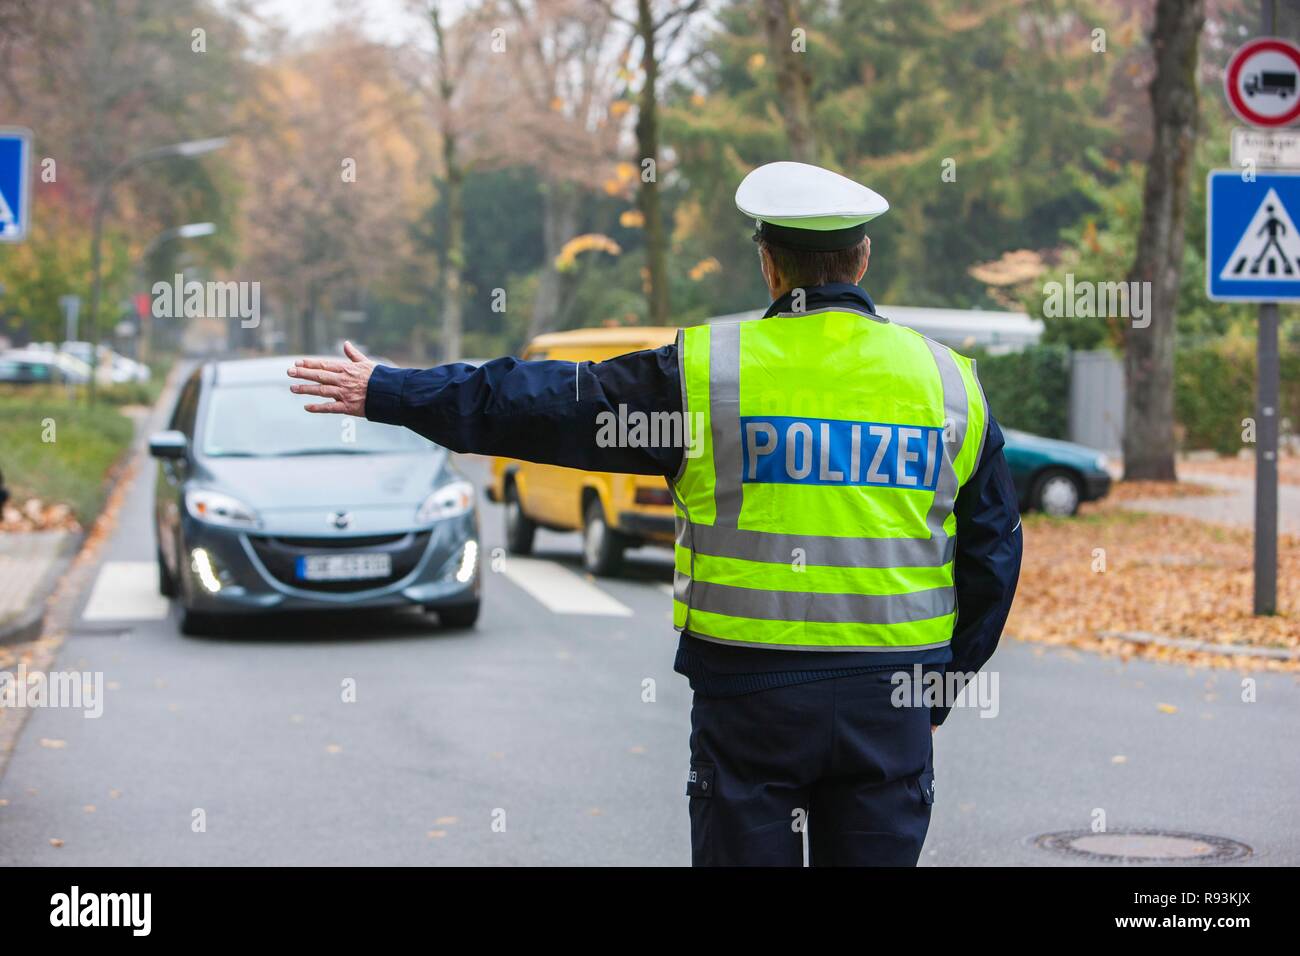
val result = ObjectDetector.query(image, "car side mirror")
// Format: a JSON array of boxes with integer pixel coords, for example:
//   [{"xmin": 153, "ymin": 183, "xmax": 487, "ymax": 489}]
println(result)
[{"xmin": 149, "ymin": 430, "xmax": 189, "ymax": 460}]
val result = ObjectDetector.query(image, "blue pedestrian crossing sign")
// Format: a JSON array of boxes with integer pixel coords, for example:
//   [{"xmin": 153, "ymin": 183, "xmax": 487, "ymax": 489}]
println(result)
[
  {"xmin": 0, "ymin": 127, "xmax": 32, "ymax": 243},
  {"xmin": 1207, "ymin": 170, "xmax": 1300, "ymax": 301}
]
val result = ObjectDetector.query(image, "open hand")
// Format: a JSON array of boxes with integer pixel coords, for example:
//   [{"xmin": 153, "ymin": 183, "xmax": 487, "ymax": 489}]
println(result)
[{"xmin": 288, "ymin": 341, "xmax": 376, "ymax": 416}]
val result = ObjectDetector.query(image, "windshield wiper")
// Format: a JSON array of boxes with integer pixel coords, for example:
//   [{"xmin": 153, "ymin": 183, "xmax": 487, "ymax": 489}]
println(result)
[{"xmin": 275, "ymin": 448, "xmax": 375, "ymax": 457}]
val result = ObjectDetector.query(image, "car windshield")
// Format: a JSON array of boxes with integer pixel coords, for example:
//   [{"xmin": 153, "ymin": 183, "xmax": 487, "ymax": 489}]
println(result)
[{"xmin": 202, "ymin": 383, "xmax": 433, "ymax": 457}]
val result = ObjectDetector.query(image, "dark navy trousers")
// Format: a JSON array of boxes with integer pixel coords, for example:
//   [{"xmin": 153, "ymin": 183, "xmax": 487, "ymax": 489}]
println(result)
[{"xmin": 687, "ymin": 670, "xmax": 935, "ymax": 866}]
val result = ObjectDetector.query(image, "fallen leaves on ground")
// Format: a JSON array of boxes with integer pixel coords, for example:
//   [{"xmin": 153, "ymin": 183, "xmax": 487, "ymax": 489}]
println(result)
[
  {"xmin": 1010, "ymin": 503, "xmax": 1300, "ymax": 671},
  {"xmin": 1103, "ymin": 480, "xmax": 1217, "ymax": 501},
  {"xmin": 0, "ymin": 499, "xmax": 81, "ymax": 533}
]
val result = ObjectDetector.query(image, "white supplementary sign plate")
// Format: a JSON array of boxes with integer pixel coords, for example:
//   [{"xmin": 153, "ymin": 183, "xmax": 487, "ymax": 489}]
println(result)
[{"xmin": 1232, "ymin": 127, "xmax": 1300, "ymax": 169}]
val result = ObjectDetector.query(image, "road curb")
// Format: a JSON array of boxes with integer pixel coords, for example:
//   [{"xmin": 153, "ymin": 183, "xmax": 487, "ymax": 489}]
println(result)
[
  {"xmin": 0, "ymin": 532, "xmax": 83, "ymax": 647},
  {"xmin": 1100, "ymin": 629, "xmax": 1300, "ymax": 661}
]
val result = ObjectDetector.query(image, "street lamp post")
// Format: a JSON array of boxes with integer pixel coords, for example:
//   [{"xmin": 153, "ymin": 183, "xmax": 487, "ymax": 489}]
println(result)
[
  {"xmin": 136, "ymin": 222, "xmax": 217, "ymax": 365},
  {"xmin": 85, "ymin": 136, "xmax": 227, "ymax": 402}
]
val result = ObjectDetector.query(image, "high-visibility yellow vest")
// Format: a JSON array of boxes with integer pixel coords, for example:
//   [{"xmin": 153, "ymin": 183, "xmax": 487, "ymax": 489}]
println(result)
[{"xmin": 670, "ymin": 306, "xmax": 988, "ymax": 651}]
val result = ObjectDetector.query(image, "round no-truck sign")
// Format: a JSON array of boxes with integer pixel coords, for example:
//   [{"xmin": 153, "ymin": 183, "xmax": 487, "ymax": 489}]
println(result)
[{"xmin": 1226, "ymin": 37, "xmax": 1300, "ymax": 127}]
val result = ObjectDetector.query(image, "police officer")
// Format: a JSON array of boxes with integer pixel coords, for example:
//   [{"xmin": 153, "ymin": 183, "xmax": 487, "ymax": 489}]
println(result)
[{"xmin": 287, "ymin": 161, "xmax": 1023, "ymax": 867}]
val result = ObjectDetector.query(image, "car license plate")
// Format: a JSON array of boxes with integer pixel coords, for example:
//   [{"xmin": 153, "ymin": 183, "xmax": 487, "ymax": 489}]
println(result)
[{"xmin": 295, "ymin": 553, "xmax": 392, "ymax": 581}]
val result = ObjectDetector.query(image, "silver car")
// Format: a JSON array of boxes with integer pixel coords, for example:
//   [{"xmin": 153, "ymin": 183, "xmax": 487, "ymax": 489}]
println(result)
[{"xmin": 150, "ymin": 357, "xmax": 480, "ymax": 635}]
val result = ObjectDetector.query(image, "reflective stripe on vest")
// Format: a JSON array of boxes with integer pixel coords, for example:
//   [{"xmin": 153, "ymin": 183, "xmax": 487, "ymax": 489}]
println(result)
[{"xmin": 669, "ymin": 308, "xmax": 988, "ymax": 651}]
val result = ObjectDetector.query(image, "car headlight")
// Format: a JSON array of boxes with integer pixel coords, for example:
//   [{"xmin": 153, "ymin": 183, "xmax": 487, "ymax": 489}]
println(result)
[
  {"xmin": 417, "ymin": 480, "xmax": 475, "ymax": 523},
  {"xmin": 185, "ymin": 488, "xmax": 260, "ymax": 529},
  {"xmin": 1094, "ymin": 454, "xmax": 1110, "ymax": 472}
]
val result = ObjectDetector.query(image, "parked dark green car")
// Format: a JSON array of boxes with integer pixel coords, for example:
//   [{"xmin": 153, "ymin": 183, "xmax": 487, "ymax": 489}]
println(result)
[{"xmin": 1002, "ymin": 428, "xmax": 1112, "ymax": 517}]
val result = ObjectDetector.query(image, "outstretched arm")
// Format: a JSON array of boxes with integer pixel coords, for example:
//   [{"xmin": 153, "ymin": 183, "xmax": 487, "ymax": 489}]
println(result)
[{"xmin": 288, "ymin": 341, "xmax": 683, "ymax": 477}]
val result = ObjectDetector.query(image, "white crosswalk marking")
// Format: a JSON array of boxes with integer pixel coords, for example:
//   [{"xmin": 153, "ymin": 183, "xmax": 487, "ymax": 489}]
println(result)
[
  {"xmin": 501, "ymin": 557, "xmax": 633, "ymax": 616},
  {"xmin": 82, "ymin": 561, "xmax": 170, "ymax": 622}
]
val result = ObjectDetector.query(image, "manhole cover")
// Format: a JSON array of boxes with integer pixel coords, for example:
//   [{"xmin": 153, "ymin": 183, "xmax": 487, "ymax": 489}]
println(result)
[{"xmin": 1034, "ymin": 829, "xmax": 1252, "ymax": 864}]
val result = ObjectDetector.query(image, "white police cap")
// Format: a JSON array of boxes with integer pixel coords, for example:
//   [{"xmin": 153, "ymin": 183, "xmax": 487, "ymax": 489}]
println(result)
[{"xmin": 736, "ymin": 161, "xmax": 888, "ymax": 251}]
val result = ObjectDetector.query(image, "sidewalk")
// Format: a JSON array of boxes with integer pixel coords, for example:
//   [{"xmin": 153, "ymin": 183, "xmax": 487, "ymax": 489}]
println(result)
[
  {"xmin": 0, "ymin": 531, "xmax": 79, "ymax": 645},
  {"xmin": 1117, "ymin": 469, "xmax": 1300, "ymax": 535}
]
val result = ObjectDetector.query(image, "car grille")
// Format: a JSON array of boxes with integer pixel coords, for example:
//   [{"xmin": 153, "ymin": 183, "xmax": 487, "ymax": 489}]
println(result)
[
  {"xmin": 271, "ymin": 533, "xmax": 408, "ymax": 549},
  {"xmin": 248, "ymin": 531, "xmax": 431, "ymax": 593}
]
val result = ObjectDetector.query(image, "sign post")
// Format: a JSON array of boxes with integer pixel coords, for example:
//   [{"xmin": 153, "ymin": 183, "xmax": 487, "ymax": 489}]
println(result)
[
  {"xmin": 1207, "ymin": 171, "xmax": 1293, "ymax": 616},
  {"xmin": 1256, "ymin": 300, "xmax": 1279, "ymax": 616},
  {"xmin": 58, "ymin": 294, "xmax": 80, "ymax": 343},
  {"xmin": 1220, "ymin": 10, "xmax": 1292, "ymax": 616}
]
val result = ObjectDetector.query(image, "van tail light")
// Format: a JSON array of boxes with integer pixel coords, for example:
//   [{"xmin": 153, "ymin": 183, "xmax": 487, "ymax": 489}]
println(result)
[{"xmin": 634, "ymin": 486, "xmax": 673, "ymax": 506}]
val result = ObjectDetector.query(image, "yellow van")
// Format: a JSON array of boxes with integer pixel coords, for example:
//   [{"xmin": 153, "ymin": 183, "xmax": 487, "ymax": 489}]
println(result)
[{"xmin": 486, "ymin": 326, "xmax": 679, "ymax": 575}]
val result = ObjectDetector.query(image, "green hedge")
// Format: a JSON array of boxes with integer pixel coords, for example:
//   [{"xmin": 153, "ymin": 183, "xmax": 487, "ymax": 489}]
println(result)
[
  {"xmin": 1175, "ymin": 337, "xmax": 1300, "ymax": 455},
  {"xmin": 967, "ymin": 337, "xmax": 1299, "ymax": 451},
  {"xmin": 969, "ymin": 344, "xmax": 1071, "ymax": 439}
]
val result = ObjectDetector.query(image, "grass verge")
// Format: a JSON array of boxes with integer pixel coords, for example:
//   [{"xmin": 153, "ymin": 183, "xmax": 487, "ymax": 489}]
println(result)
[{"xmin": 0, "ymin": 388, "xmax": 135, "ymax": 526}]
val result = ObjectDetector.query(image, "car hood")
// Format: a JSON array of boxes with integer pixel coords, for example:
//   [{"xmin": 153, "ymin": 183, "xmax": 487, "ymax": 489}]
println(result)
[
  {"xmin": 1003, "ymin": 429, "xmax": 1105, "ymax": 468},
  {"xmin": 196, "ymin": 450, "xmax": 449, "ymax": 511}
]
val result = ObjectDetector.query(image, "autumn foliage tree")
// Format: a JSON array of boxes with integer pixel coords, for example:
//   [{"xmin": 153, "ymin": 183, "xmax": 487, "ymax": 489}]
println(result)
[{"xmin": 240, "ymin": 24, "xmax": 428, "ymax": 353}]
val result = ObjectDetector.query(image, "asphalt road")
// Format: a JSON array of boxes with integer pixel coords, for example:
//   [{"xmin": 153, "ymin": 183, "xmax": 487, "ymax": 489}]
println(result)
[{"xmin": 2, "ymin": 404, "xmax": 1298, "ymax": 866}]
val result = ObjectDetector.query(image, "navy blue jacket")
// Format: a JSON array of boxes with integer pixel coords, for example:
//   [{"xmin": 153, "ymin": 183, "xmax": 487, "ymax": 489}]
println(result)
[{"xmin": 365, "ymin": 284, "xmax": 1023, "ymax": 724}]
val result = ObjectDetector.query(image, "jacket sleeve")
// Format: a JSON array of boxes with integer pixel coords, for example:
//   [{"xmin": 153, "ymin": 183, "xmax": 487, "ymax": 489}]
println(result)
[
  {"xmin": 363, "ymin": 345, "xmax": 684, "ymax": 478},
  {"xmin": 931, "ymin": 416, "xmax": 1023, "ymax": 727}
]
